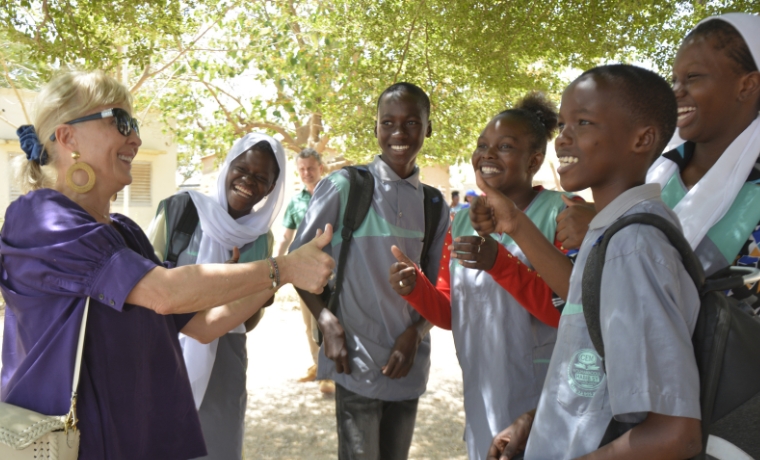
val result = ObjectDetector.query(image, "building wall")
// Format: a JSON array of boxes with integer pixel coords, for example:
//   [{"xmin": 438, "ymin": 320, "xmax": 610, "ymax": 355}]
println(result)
[{"xmin": 0, "ymin": 88, "xmax": 177, "ymax": 230}]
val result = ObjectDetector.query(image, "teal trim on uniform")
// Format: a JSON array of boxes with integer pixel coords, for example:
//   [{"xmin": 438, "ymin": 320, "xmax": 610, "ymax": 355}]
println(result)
[
  {"xmin": 533, "ymin": 358, "xmax": 551, "ymax": 364},
  {"xmin": 660, "ymin": 174, "xmax": 685, "ymax": 210},
  {"xmin": 450, "ymin": 190, "xmax": 569, "ymax": 272},
  {"xmin": 562, "ymin": 302, "xmax": 584, "ymax": 316},
  {"xmin": 238, "ymin": 232, "xmax": 270, "ymax": 263},
  {"xmin": 327, "ymin": 171, "xmax": 423, "ymax": 247},
  {"xmin": 661, "ymin": 173, "xmax": 760, "ymax": 263},
  {"xmin": 706, "ymin": 183, "xmax": 760, "ymax": 262}
]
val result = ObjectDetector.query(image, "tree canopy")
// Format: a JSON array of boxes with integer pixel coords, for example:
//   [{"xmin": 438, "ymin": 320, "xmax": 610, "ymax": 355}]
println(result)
[{"xmin": 2, "ymin": 0, "xmax": 758, "ymax": 177}]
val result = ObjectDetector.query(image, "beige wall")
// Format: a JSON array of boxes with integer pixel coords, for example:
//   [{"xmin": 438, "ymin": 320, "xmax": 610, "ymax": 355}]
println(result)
[{"xmin": 0, "ymin": 88, "xmax": 177, "ymax": 230}]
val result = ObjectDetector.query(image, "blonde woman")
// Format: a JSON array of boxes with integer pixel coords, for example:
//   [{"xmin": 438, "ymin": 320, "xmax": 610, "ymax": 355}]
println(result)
[{"xmin": 0, "ymin": 71, "xmax": 333, "ymax": 459}]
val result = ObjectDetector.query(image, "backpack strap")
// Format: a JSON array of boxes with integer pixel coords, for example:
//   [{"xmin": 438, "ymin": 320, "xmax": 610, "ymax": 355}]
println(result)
[
  {"xmin": 326, "ymin": 166, "xmax": 375, "ymax": 315},
  {"xmin": 163, "ymin": 194, "xmax": 200, "ymax": 266},
  {"xmin": 581, "ymin": 213, "xmax": 704, "ymax": 360},
  {"xmin": 420, "ymin": 184, "xmax": 444, "ymax": 278}
]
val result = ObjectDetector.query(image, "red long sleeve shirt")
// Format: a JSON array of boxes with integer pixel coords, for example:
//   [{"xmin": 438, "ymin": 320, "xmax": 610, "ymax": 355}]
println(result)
[{"xmin": 404, "ymin": 231, "xmax": 570, "ymax": 330}]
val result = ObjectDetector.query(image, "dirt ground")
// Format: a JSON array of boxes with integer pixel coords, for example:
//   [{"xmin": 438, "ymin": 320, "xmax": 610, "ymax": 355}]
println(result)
[
  {"xmin": 243, "ymin": 285, "xmax": 467, "ymax": 459},
  {"xmin": 0, "ymin": 287, "xmax": 468, "ymax": 459}
]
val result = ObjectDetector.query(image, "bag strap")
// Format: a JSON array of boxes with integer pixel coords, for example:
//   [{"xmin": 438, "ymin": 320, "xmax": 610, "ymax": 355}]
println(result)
[
  {"xmin": 165, "ymin": 194, "xmax": 199, "ymax": 265},
  {"xmin": 420, "ymin": 184, "xmax": 443, "ymax": 279},
  {"xmin": 326, "ymin": 166, "xmax": 375, "ymax": 314},
  {"xmin": 65, "ymin": 296, "xmax": 90, "ymax": 431},
  {"xmin": 581, "ymin": 213, "xmax": 705, "ymax": 359}
]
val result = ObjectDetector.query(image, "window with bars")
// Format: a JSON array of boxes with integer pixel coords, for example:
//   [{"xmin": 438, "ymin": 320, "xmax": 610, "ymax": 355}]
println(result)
[{"xmin": 113, "ymin": 161, "xmax": 152, "ymax": 206}]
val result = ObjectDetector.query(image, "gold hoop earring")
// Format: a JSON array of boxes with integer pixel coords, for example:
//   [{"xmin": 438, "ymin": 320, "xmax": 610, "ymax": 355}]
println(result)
[{"xmin": 65, "ymin": 152, "xmax": 96, "ymax": 194}]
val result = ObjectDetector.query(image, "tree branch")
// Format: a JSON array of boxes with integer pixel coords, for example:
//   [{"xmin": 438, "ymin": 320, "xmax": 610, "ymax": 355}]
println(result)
[
  {"xmin": 393, "ymin": 0, "xmax": 426, "ymax": 83},
  {"xmin": 185, "ymin": 57, "xmax": 242, "ymax": 133},
  {"xmin": 241, "ymin": 120, "xmax": 298, "ymax": 149},
  {"xmin": 130, "ymin": 5, "xmax": 234, "ymax": 94},
  {"xmin": 0, "ymin": 51, "xmax": 30, "ymax": 124},
  {"xmin": 287, "ymin": 0, "xmax": 307, "ymax": 51}
]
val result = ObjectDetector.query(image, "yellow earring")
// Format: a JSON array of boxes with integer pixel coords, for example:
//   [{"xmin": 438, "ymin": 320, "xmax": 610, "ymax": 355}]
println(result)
[{"xmin": 65, "ymin": 151, "xmax": 96, "ymax": 194}]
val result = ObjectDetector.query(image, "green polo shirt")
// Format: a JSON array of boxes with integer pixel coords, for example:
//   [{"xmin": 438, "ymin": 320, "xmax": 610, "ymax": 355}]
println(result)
[{"xmin": 282, "ymin": 188, "xmax": 313, "ymax": 230}]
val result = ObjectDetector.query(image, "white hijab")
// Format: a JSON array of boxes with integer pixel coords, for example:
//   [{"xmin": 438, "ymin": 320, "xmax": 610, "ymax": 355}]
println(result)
[
  {"xmin": 647, "ymin": 13, "xmax": 760, "ymax": 250},
  {"xmin": 180, "ymin": 132, "xmax": 287, "ymax": 408}
]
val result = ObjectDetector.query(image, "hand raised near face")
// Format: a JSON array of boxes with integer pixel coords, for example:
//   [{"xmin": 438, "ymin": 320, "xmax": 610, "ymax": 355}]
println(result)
[
  {"xmin": 555, "ymin": 195, "xmax": 596, "ymax": 251},
  {"xmin": 470, "ymin": 170, "xmax": 522, "ymax": 236},
  {"xmin": 389, "ymin": 245, "xmax": 417, "ymax": 296},
  {"xmin": 450, "ymin": 235, "xmax": 498, "ymax": 271}
]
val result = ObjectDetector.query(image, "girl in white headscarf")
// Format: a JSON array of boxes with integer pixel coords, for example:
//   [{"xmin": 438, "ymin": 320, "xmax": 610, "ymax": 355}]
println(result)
[
  {"xmin": 646, "ymin": 13, "xmax": 760, "ymax": 281},
  {"xmin": 148, "ymin": 132, "xmax": 287, "ymax": 459}
]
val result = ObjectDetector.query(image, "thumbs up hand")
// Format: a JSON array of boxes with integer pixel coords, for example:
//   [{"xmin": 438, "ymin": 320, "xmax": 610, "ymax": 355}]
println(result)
[
  {"xmin": 470, "ymin": 170, "xmax": 522, "ymax": 236},
  {"xmin": 389, "ymin": 245, "xmax": 418, "ymax": 296},
  {"xmin": 555, "ymin": 195, "xmax": 595, "ymax": 251}
]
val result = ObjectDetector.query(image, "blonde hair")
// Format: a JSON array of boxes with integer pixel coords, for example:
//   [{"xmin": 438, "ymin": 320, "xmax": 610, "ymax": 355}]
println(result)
[{"xmin": 17, "ymin": 70, "xmax": 134, "ymax": 193}]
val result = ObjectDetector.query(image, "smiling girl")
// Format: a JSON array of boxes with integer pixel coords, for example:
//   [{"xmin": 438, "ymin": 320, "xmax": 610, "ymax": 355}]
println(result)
[
  {"xmin": 148, "ymin": 133, "xmax": 286, "ymax": 460},
  {"xmin": 390, "ymin": 93, "xmax": 579, "ymax": 460}
]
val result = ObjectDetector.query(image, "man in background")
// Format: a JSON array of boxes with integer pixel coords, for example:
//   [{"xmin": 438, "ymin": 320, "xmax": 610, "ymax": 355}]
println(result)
[{"xmin": 276, "ymin": 147, "xmax": 334, "ymax": 394}]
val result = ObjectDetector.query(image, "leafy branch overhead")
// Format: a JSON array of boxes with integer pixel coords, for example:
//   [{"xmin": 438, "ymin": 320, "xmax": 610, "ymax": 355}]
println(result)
[{"xmin": 2, "ymin": 0, "xmax": 758, "ymax": 177}]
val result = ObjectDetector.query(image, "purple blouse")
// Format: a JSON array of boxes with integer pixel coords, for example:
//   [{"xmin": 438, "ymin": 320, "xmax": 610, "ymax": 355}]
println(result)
[{"xmin": 0, "ymin": 189, "xmax": 205, "ymax": 460}]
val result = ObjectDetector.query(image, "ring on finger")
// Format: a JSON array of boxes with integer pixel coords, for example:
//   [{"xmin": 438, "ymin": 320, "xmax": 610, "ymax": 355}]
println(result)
[{"xmin": 399, "ymin": 280, "xmax": 404, "ymax": 288}]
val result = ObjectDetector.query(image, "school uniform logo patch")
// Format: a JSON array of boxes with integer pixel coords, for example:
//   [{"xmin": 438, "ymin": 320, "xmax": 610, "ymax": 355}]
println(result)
[{"xmin": 567, "ymin": 348, "xmax": 605, "ymax": 397}]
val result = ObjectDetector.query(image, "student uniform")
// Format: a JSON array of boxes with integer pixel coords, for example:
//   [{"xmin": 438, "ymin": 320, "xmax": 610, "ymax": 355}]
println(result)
[
  {"xmin": 659, "ymin": 142, "xmax": 760, "ymax": 293},
  {"xmin": 290, "ymin": 155, "xmax": 449, "ymax": 458},
  {"xmin": 524, "ymin": 184, "xmax": 701, "ymax": 460},
  {"xmin": 449, "ymin": 189, "xmax": 564, "ymax": 460},
  {"xmin": 150, "ymin": 203, "xmax": 273, "ymax": 460}
]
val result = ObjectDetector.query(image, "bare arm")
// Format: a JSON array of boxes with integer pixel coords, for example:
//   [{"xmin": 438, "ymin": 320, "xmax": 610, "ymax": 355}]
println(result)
[
  {"xmin": 181, "ymin": 289, "xmax": 275, "ymax": 343},
  {"xmin": 577, "ymin": 413, "xmax": 701, "ymax": 460},
  {"xmin": 276, "ymin": 228, "xmax": 296, "ymax": 257},
  {"xmin": 470, "ymin": 171, "xmax": 573, "ymax": 299},
  {"xmin": 127, "ymin": 225, "xmax": 335, "ymax": 315}
]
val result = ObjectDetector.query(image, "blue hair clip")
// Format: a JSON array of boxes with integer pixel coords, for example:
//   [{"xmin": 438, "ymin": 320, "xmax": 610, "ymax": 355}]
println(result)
[{"xmin": 17, "ymin": 125, "xmax": 48, "ymax": 165}]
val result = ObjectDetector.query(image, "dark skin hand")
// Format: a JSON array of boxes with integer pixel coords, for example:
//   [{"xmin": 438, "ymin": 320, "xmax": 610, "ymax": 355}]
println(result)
[
  {"xmin": 450, "ymin": 235, "xmax": 498, "ymax": 271},
  {"xmin": 297, "ymin": 289, "xmax": 352, "ymax": 375},
  {"xmin": 469, "ymin": 170, "xmax": 573, "ymax": 299},
  {"xmin": 487, "ymin": 410, "xmax": 535, "ymax": 460},
  {"xmin": 487, "ymin": 410, "xmax": 701, "ymax": 460},
  {"xmin": 389, "ymin": 245, "xmax": 417, "ymax": 296},
  {"xmin": 555, "ymin": 195, "xmax": 597, "ymax": 251},
  {"xmin": 384, "ymin": 245, "xmax": 434, "ymax": 378}
]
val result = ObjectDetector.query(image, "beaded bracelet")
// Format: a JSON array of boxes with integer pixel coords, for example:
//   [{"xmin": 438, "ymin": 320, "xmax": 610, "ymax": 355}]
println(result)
[{"xmin": 267, "ymin": 257, "xmax": 280, "ymax": 289}]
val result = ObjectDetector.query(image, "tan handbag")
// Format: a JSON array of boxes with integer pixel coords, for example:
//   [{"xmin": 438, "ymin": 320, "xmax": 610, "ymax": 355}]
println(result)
[{"xmin": 0, "ymin": 297, "xmax": 90, "ymax": 459}]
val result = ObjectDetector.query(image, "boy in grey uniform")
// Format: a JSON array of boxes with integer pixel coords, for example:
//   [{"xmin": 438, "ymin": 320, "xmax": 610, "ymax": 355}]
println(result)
[
  {"xmin": 290, "ymin": 82, "xmax": 449, "ymax": 459},
  {"xmin": 471, "ymin": 65, "xmax": 703, "ymax": 459}
]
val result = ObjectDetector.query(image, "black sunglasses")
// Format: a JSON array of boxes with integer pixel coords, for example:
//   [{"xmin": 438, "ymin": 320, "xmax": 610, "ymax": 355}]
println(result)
[{"xmin": 49, "ymin": 108, "xmax": 140, "ymax": 141}]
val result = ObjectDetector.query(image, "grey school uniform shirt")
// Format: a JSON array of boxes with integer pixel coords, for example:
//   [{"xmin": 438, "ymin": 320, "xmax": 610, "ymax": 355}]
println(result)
[
  {"xmin": 524, "ymin": 184, "xmax": 701, "ymax": 460},
  {"xmin": 290, "ymin": 156, "xmax": 450, "ymax": 401}
]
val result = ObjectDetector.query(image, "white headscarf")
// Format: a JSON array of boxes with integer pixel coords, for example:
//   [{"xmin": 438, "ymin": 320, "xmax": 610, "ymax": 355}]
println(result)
[
  {"xmin": 180, "ymin": 132, "xmax": 287, "ymax": 408},
  {"xmin": 647, "ymin": 13, "xmax": 760, "ymax": 250}
]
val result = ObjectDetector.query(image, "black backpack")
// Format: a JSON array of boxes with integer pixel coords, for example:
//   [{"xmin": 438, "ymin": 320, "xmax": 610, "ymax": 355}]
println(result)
[
  {"xmin": 160, "ymin": 193, "xmax": 199, "ymax": 267},
  {"xmin": 582, "ymin": 213, "xmax": 760, "ymax": 459},
  {"xmin": 317, "ymin": 166, "xmax": 443, "ymax": 342}
]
